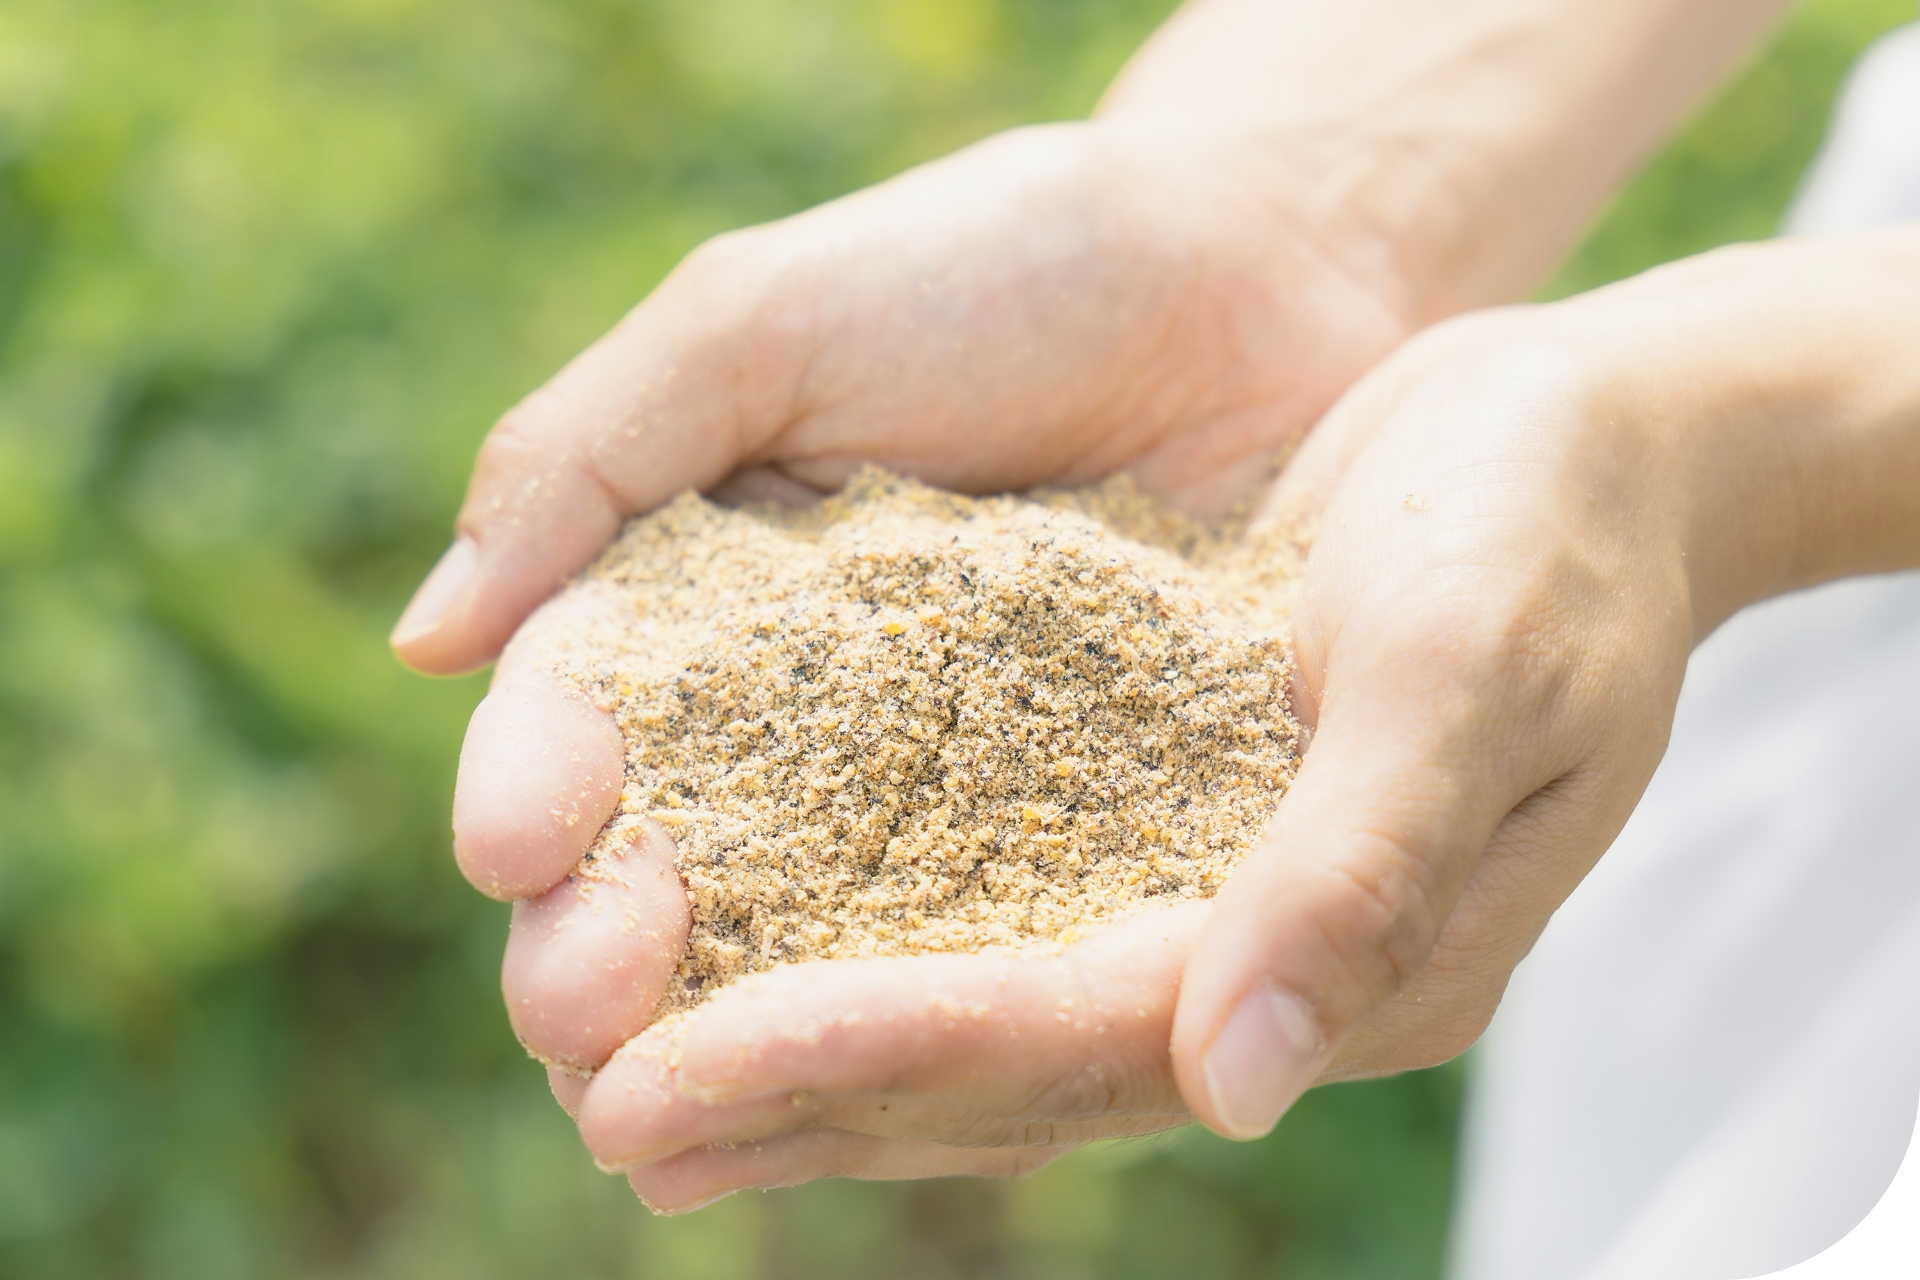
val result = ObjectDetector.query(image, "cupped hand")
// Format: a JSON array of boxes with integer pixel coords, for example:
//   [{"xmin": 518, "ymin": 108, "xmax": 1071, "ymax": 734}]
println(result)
[
  {"xmin": 431, "ymin": 116, "xmax": 1418, "ymax": 1204},
  {"xmin": 1174, "ymin": 227, "xmax": 1920, "ymax": 1132},
  {"xmin": 1169, "ymin": 283, "xmax": 1746, "ymax": 1136},
  {"xmin": 466, "ymin": 246, "xmax": 1713, "ymax": 1205},
  {"xmin": 563, "ymin": 240, "xmax": 1919, "ymax": 1200},
  {"xmin": 484, "ymin": 584, "xmax": 1217, "ymax": 1209},
  {"xmin": 562, "ymin": 906, "xmax": 1208, "ymax": 1212},
  {"xmin": 517, "ymin": 291, "xmax": 1716, "ymax": 1208},
  {"xmin": 393, "ymin": 120, "xmax": 1409, "ymax": 679},
  {"xmin": 441, "ymin": 114, "xmax": 1781, "ymax": 1211},
  {"xmin": 433, "ymin": 114, "xmax": 1413, "ymax": 978}
]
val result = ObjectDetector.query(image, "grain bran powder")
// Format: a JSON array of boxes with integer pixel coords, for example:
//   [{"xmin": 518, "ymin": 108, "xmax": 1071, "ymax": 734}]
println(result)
[{"xmin": 535, "ymin": 469, "xmax": 1305, "ymax": 1022}]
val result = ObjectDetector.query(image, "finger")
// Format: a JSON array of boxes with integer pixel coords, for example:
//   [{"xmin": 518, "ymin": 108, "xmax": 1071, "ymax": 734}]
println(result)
[
  {"xmin": 580, "ymin": 1034, "xmax": 1178, "ymax": 1172},
  {"xmin": 576, "ymin": 1026, "xmax": 841, "ymax": 1172},
  {"xmin": 583, "ymin": 1061, "xmax": 1173, "ymax": 1174},
  {"xmin": 391, "ymin": 229, "xmax": 815, "ymax": 675},
  {"xmin": 503, "ymin": 818, "xmax": 690, "ymax": 1070},
  {"xmin": 575, "ymin": 909, "xmax": 1201, "ymax": 1171},
  {"xmin": 1329, "ymin": 756, "xmax": 1645, "ymax": 1080},
  {"xmin": 548, "ymin": 1066, "xmax": 591, "ymax": 1120},
  {"xmin": 450, "ymin": 588, "xmax": 626, "ymax": 900},
  {"xmin": 674, "ymin": 905, "xmax": 1205, "ymax": 1116},
  {"xmin": 1169, "ymin": 610, "xmax": 1559, "ymax": 1141},
  {"xmin": 627, "ymin": 1131, "xmax": 1065, "ymax": 1214}
]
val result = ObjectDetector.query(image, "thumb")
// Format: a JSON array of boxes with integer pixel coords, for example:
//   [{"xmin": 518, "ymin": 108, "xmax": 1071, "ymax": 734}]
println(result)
[
  {"xmin": 1170, "ymin": 662, "xmax": 1535, "ymax": 1140},
  {"xmin": 391, "ymin": 230, "xmax": 815, "ymax": 674}
]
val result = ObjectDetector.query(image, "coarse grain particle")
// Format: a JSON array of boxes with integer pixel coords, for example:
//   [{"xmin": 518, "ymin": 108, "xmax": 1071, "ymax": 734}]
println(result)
[{"xmin": 536, "ymin": 468, "xmax": 1307, "ymax": 1021}]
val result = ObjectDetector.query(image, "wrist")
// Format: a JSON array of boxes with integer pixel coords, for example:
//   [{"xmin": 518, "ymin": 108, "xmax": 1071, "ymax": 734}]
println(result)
[
  {"xmin": 1098, "ymin": 0, "xmax": 1791, "ymax": 326},
  {"xmin": 1078, "ymin": 116, "xmax": 1432, "ymax": 336},
  {"xmin": 1562, "ymin": 230, "xmax": 1920, "ymax": 632}
]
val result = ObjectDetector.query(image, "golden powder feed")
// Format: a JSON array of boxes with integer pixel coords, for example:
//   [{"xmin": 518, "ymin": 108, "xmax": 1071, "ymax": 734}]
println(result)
[{"xmin": 536, "ymin": 470, "xmax": 1306, "ymax": 1021}]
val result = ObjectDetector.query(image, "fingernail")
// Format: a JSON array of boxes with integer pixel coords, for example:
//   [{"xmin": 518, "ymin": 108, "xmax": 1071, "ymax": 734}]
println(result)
[
  {"xmin": 1200, "ymin": 982, "xmax": 1321, "ymax": 1140},
  {"xmin": 392, "ymin": 536, "xmax": 478, "ymax": 649},
  {"xmin": 546, "ymin": 1064, "xmax": 592, "ymax": 1120}
]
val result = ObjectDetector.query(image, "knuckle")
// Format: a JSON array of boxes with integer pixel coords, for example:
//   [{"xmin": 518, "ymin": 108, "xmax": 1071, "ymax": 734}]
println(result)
[
  {"xmin": 668, "ymin": 230, "xmax": 757, "ymax": 304},
  {"xmin": 668, "ymin": 227, "xmax": 789, "ymax": 332},
  {"xmin": 1314, "ymin": 824, "xmax": 1445, "ymax": 1001},
  {"xmin": 470, "ymin": 407, "xmax": 552, "ymax": 490},
  {"xmin": 1359, "ymin": 580, "xmax": 1583, "ymax": 764},
  {"xmin": 465, "ymin": 399, "xmax": 600, "ymax": 528},
  {"xmin": 1002, "ymin": 956, "xmax": 1178, "ymax": 1122},
  {"xmin": 658, "ymin": 227, "xmax": 822, "ymax": 432},
  {"xmin": 467, "ymin": 394, "xmax": 633, "ymax": 537}
]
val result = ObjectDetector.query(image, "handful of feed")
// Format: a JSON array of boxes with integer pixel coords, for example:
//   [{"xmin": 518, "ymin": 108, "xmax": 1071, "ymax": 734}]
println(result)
[{"xmin": 534, "ymin": 469, "xmax": 1306, "ymax": 1022}]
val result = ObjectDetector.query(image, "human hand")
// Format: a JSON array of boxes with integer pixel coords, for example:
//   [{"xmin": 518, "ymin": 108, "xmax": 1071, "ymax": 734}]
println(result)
[
  {"xmin": 417, "ymin": 0, "xmax": 1839, "ymax": 1201},
  {"xmin": 424, "ymin": 118, "xmax": 1410, "ymax": 911},
  {"xmin": 398, "ymin": 0, "xmax": 1795, "ymax": 681},
  {"xmin": 485, "ymin": 569, "xmax": 1221, "ymax": 1209},
  {"xmin": 519, "ymin": 292, "xmax": 1701, "ymax": 1211},
  {"xmin": 393, "ymin": 120, "xmax": 1410, "ymax": 681},
  {"xmin": 439, "ymin": 110, "xmax": 1413, "ymax": 1138},
  {"xmin": 534, "ymin": 230, "xmax": 1920, "ymax": 1208},
  {"xmin": 1171, "ymin": 230, "xmax": 1920, "ymax": 1138},
  {"xmin": 450, "ymin": 117, "xmax": 1408, "ymax": 1189},
  {"xmin": 437, "ymin": 116, "xmax": 1414, "ymax": 1206},
  {"xmin": 541, "ymin": 891, "xmax": 1211, "ymax": 1211}
]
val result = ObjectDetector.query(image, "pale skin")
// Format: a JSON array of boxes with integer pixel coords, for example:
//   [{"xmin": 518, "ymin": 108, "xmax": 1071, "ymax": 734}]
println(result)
[{"xmin": 390, "ymin": 0, "xmax": 1914, "ymax": 1210}]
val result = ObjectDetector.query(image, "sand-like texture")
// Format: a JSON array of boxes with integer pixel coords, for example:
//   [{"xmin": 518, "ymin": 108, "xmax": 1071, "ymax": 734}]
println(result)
[{"xmin": 535, "ymin": 470, "xmax": 1305, "ymax": 1020}]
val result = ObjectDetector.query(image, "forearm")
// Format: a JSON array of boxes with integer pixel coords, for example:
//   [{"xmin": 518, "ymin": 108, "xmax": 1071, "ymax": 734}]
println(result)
[
  {"xmin": 1576, "ymin": 228, "xmax": 1920, "ymax": 632},
  {"xmin": 1099, "ymin": 0, "xmax": 1792, "ymax": 324}
]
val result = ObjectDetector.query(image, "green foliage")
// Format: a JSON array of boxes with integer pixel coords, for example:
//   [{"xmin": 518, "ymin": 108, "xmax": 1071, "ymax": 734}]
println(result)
[
  {"xmin": 0, "ymin": 0, "xmax": 1906, "ymax": 1276},
  {"xmin": 1546, "ymin": 0, "xmax": 1920, "ymax": 296}
]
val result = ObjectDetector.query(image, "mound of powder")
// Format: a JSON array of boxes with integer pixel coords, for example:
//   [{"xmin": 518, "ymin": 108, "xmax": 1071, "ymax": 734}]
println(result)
[{"xmin": 536, "ymin": 469, "xmax": 1306, "ymax": 1021}]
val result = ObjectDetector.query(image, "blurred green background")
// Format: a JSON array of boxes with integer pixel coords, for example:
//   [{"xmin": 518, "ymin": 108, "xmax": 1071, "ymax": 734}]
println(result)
[{"xmin": 0, "ymin": 1, "xmax": 1910, "ymax": 1276}]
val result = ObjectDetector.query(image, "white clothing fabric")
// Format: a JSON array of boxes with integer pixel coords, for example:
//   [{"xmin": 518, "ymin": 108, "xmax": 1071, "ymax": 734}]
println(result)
[
  {"xmin": 1449, "ymin": 24, "xmax": 1920, "ymax": 1280},
  {"xmin": 1785, "ymin": 24, "xmax": 1920, "ymax": 237}
]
